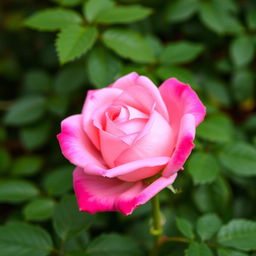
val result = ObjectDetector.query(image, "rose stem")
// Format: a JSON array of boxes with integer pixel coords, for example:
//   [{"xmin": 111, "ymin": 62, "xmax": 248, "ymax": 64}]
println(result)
[{"xmin": 150, "ymin": 194, "xmax": 163, "ymax": 256}]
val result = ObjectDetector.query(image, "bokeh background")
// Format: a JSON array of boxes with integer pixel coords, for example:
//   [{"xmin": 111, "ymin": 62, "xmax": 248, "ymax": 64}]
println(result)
[{"xmin": 0, "ymin": 0, "xmax": 256, "ymax": 255}]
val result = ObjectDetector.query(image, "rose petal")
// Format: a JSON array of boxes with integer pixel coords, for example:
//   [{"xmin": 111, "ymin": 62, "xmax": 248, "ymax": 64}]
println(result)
[
  {"xmin": 114, "ymin": 85, "xmax": 156, "ymax": 115},
  {"xmin": 162, "ymin": 113, "xmax": 196, "ymax": 177},
  {"xmin": 105, "ymin": 156, "xmax": 170, "ymax": 181},
  {"xmin": 126, "ymin": 105, "xmax": 148, "ymax": 120},
  {"xmin": 111, "ymin": 111, "xmax": 172, "ymax": 181},
  {"xmin": 106, "ymin": 105, "xmax": 129, "ymax": 123},
  {"xmin": 73, "ymin": 167, "xmax": 177, "ymax": 215},
  {"xmin": 119, "ymin": 133, "xmax": 138, "ymax": 145},
  {"xmin": 115, "ymin": 111, "xmax": 173, "ymax": 166},
  {"xmin": 105, "ymin": 105, "xmax": 148, "ymax": 137},
  {"xmin": 112, "ymin": 72, "xmax": 169, "ymax": 121},
  {"xmin": 57, "ymin": 115, "xmax": 106, "ymax": 175},
  {"xmin": 105, "ymin": 114, "xmax": 126, "ymax": 137},
  {"xmin": 58, "ymin": 117, "xmax": 170, "ymax": 179},
  {"xmin": 110, "ymin": 72, "xmax": 139, "ymax": 89},
  {"xmin": 115, "ymin": 118, "xmax": 147, "ymax": 135},
  {"xmin": 159, "ymin": 78, "xmax": 206, "ymax": 128},
  {"xmin": 82, "ymin": 88, "xmax": 123, "ymax": 149},
  {"xmin": 99, "ymin": 130, "xmax": 129, "ymax": 168}
]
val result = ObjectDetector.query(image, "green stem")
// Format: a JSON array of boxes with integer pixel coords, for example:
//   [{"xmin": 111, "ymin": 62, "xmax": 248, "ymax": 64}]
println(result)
[
  {"xmin": 151, "ymin": 195, "xmax": 162, "ymax": 237},
  {"xmin": 150, "ymin": 195, "xmax": 163, "ymax": 256}
]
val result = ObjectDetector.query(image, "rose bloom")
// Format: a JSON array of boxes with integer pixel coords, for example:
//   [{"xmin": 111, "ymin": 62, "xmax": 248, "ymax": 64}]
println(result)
[{"xmin": 57, "ymin": 72, "xmax": 206, "ymax": 215}]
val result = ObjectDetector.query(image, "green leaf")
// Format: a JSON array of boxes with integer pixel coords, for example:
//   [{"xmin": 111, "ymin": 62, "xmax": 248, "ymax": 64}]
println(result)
[
  {"xmin": 63, "ymin": 230, "xmax": 89, "ymax": 254},
  {"xmin": 213, "ymin": 0, "xmax": 238, "ymax": 13},
  {"xmin": 83, "ymin": 0, "xmax": 114, "ymax": 23},
  {"xmin": 56, "ymin": 25, "xmax": 98, "ymax": 64},
  {"xmin": 42, "ymin": 165, "xmax": 73, "ymax": 196},
  {"xmin": 95, "ymin": 5, "xmax": 151, "ymax": 24},
  {"xmin": 219, "ymin": 142, "xmax": 256, "ymax": 176},
  {"xmin": 19, "ymin": 121, "xmax": 51, "ymax": 150},
  {"xmin": 160, "ymin": 41, "xmax": 204, "ymax": 64},
  {"xmin": 87, "ymin": 46, "xmax": 121, "ymax": 88},
  {"xmin": 84, "ymin": 0, "xmax": 151, "ymax": 24},
  {"xmin": 23, "ymin": 198, "xmax": 55, "ymax": 221},
  {"xmin": 53, "ymin": 195, "xmax": 94, "ymax": 240},
  {"xmin": 199, "ymin": 2, "xmax": 242, "ymax": 34},
  {"xmin": 0, "ymin": 127, "xmax": 7, "ymax": 142},
  {"xmin": 54, "ymin": 0, "xmax": 82, "ymax": 7},
  {"xmin": 216, "ymin": 58, "xmax": 232, "ymax": 73},
  {"xmin": 4, "ymin": 97, "xmax": 46, "ymax": 126},
  {"xmin": 246, "ymin": 8, "xmax": 256, "ymax": 30},
  {"xmin": 193, "ymin": 177, "xmax": 231, "ymax": 213},
  {"xmin": 197, "ymin": 114, "xmax": 234, "ymax": 143},
  {"xmin": 211, "ymin": 177, "xmax": 231, "ymax": 212},
  {"xmin": 0, "ymin": 222, "xmax": 53, "ymax": 256},
  {"xmin": 218, "ymin": 248, "xmax": 248, "ymax": 256},
  {"xmin": 243, "ymin": 114, "xmax": 256, "ymax": 132},
  {"xmin": 175, "ymin": 217, "xmax": 194, "ymax": 240},
  {"xmin": 67, "ymin": 252, "xmax": 87, "ymax": 256},
  {"xmin": 0, "ymin": 180, "xmax": 39, "ymax": 203},
  {"xmin": 193, "ymin": 185, "xmax": 214, "ymax": 213},
  {"xmin": 23, "ymin": 70, "xmax": 51, "ymax": 94},
  {"xmin": 185, "ymin": 242, "xmax": 213, "ymax": 256},
  {"xmin": 0, "ymin": 148, "xmax": 11, "ymax": 173},
  {"xmin": 230, "ymin": 36, "xmax": 254, "ymax": 67},
  {"xmin": 217, "ymin": 219, "xmax": 256, "ymax": 251},
  {"xmin": 86, "ymin": 234, "xmax": 143, "ymax": 256},
  {"xmin": 119, "ymin": 64, "xmax": 148, "ymax": 78},
  {"xmin": 166, "ymin": 0, "xmax": 199, "ymax": 22},
  {"xmin": 12, "ymin": 156, "xmax": 43, "ymax": 177},
  {"xmin": 54, "ymin": 64, "xmax": 86, "ymax": 94},
  {"xmin": 144, "ymin": 34, "xmax": 164, "ymax": 58},
  {"xmin": 224, "ymin": 16, "xmax": 242, "ymax": 34},
  {"xmin": 196, "ymin": 213, "xmax": 222, "ymax": 241},
  {"xmin": 188, "ymin": 152, "xmax": 220, "ymax": 185},
  {"xmin": 205, "ymin": 78, "xmax": 231, "ymax": 106},
  {"xmin": 47, "ymin": 95, "xmax": 70, "ymax": 117},
  {"xmin": 102, "ymin": 29, "xmax": 155, "ymax": 63},
  {"xmin": 156, "ymin": 65, "xmax": 196, "ymax": 88},
  {"xmin": 24, "ymin": 8, "xmax": 82, "ymax": 31},
  {"xmin": 231, "ymin": 70, "xmax": 254, "ymax": 103}
]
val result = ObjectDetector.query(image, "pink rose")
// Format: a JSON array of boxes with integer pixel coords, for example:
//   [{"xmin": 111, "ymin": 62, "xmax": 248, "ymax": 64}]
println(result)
[{"xmin": 57, "ymin": 72, "xmax": 206, "ymax": 215}]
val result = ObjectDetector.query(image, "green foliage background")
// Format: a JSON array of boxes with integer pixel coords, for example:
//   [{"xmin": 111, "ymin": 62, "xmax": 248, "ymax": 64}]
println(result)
[{"xmin": 1, "ymin": 0, "xmax": 256, "ymax": 255}]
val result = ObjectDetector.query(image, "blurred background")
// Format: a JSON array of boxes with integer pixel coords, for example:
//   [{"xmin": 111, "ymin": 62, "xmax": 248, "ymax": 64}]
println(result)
[{"xmin": 0, "ymin": 0, "xmax": 256, "ymax": 256}]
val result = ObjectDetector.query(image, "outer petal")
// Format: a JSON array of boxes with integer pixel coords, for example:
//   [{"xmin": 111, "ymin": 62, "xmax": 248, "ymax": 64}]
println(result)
[
  {"xmin": 114, "ymin": 85, "xmax": 157, "ymax": 115},
  {"xmin": 112, "ymin": 72, "xmax": 169, "ymax": 121},
  {"xmin": 136, "ymin": 75, "xmax": 169, "ymax": 121},
  {"xmin": 162, "ymin": 113, "xmax": 196, "ymax": 177},
  {"xmin": 82, "ymin": 88, "xmax": 123, "ymax": 149},
  {"xmin": 159, "ymin": 78, "xmax": 206, "ymax": 128},
  {"xmin": 110, "ymin": 72, "xmax": 139, "ymax": 89},
  {"xmin": 73, "ymin": 167, "xmax": 177, "ymax": 215},
  {"xmin": 57, "ymin": 114, "xmax": 106, "ymax": 175},
  {"xmin": 105, "ymin": 156, "xmax": 170, "ymax": 181},
  {"xmin": 159, "ymin": 79, "xmax": 206, "ymax": 177}
]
